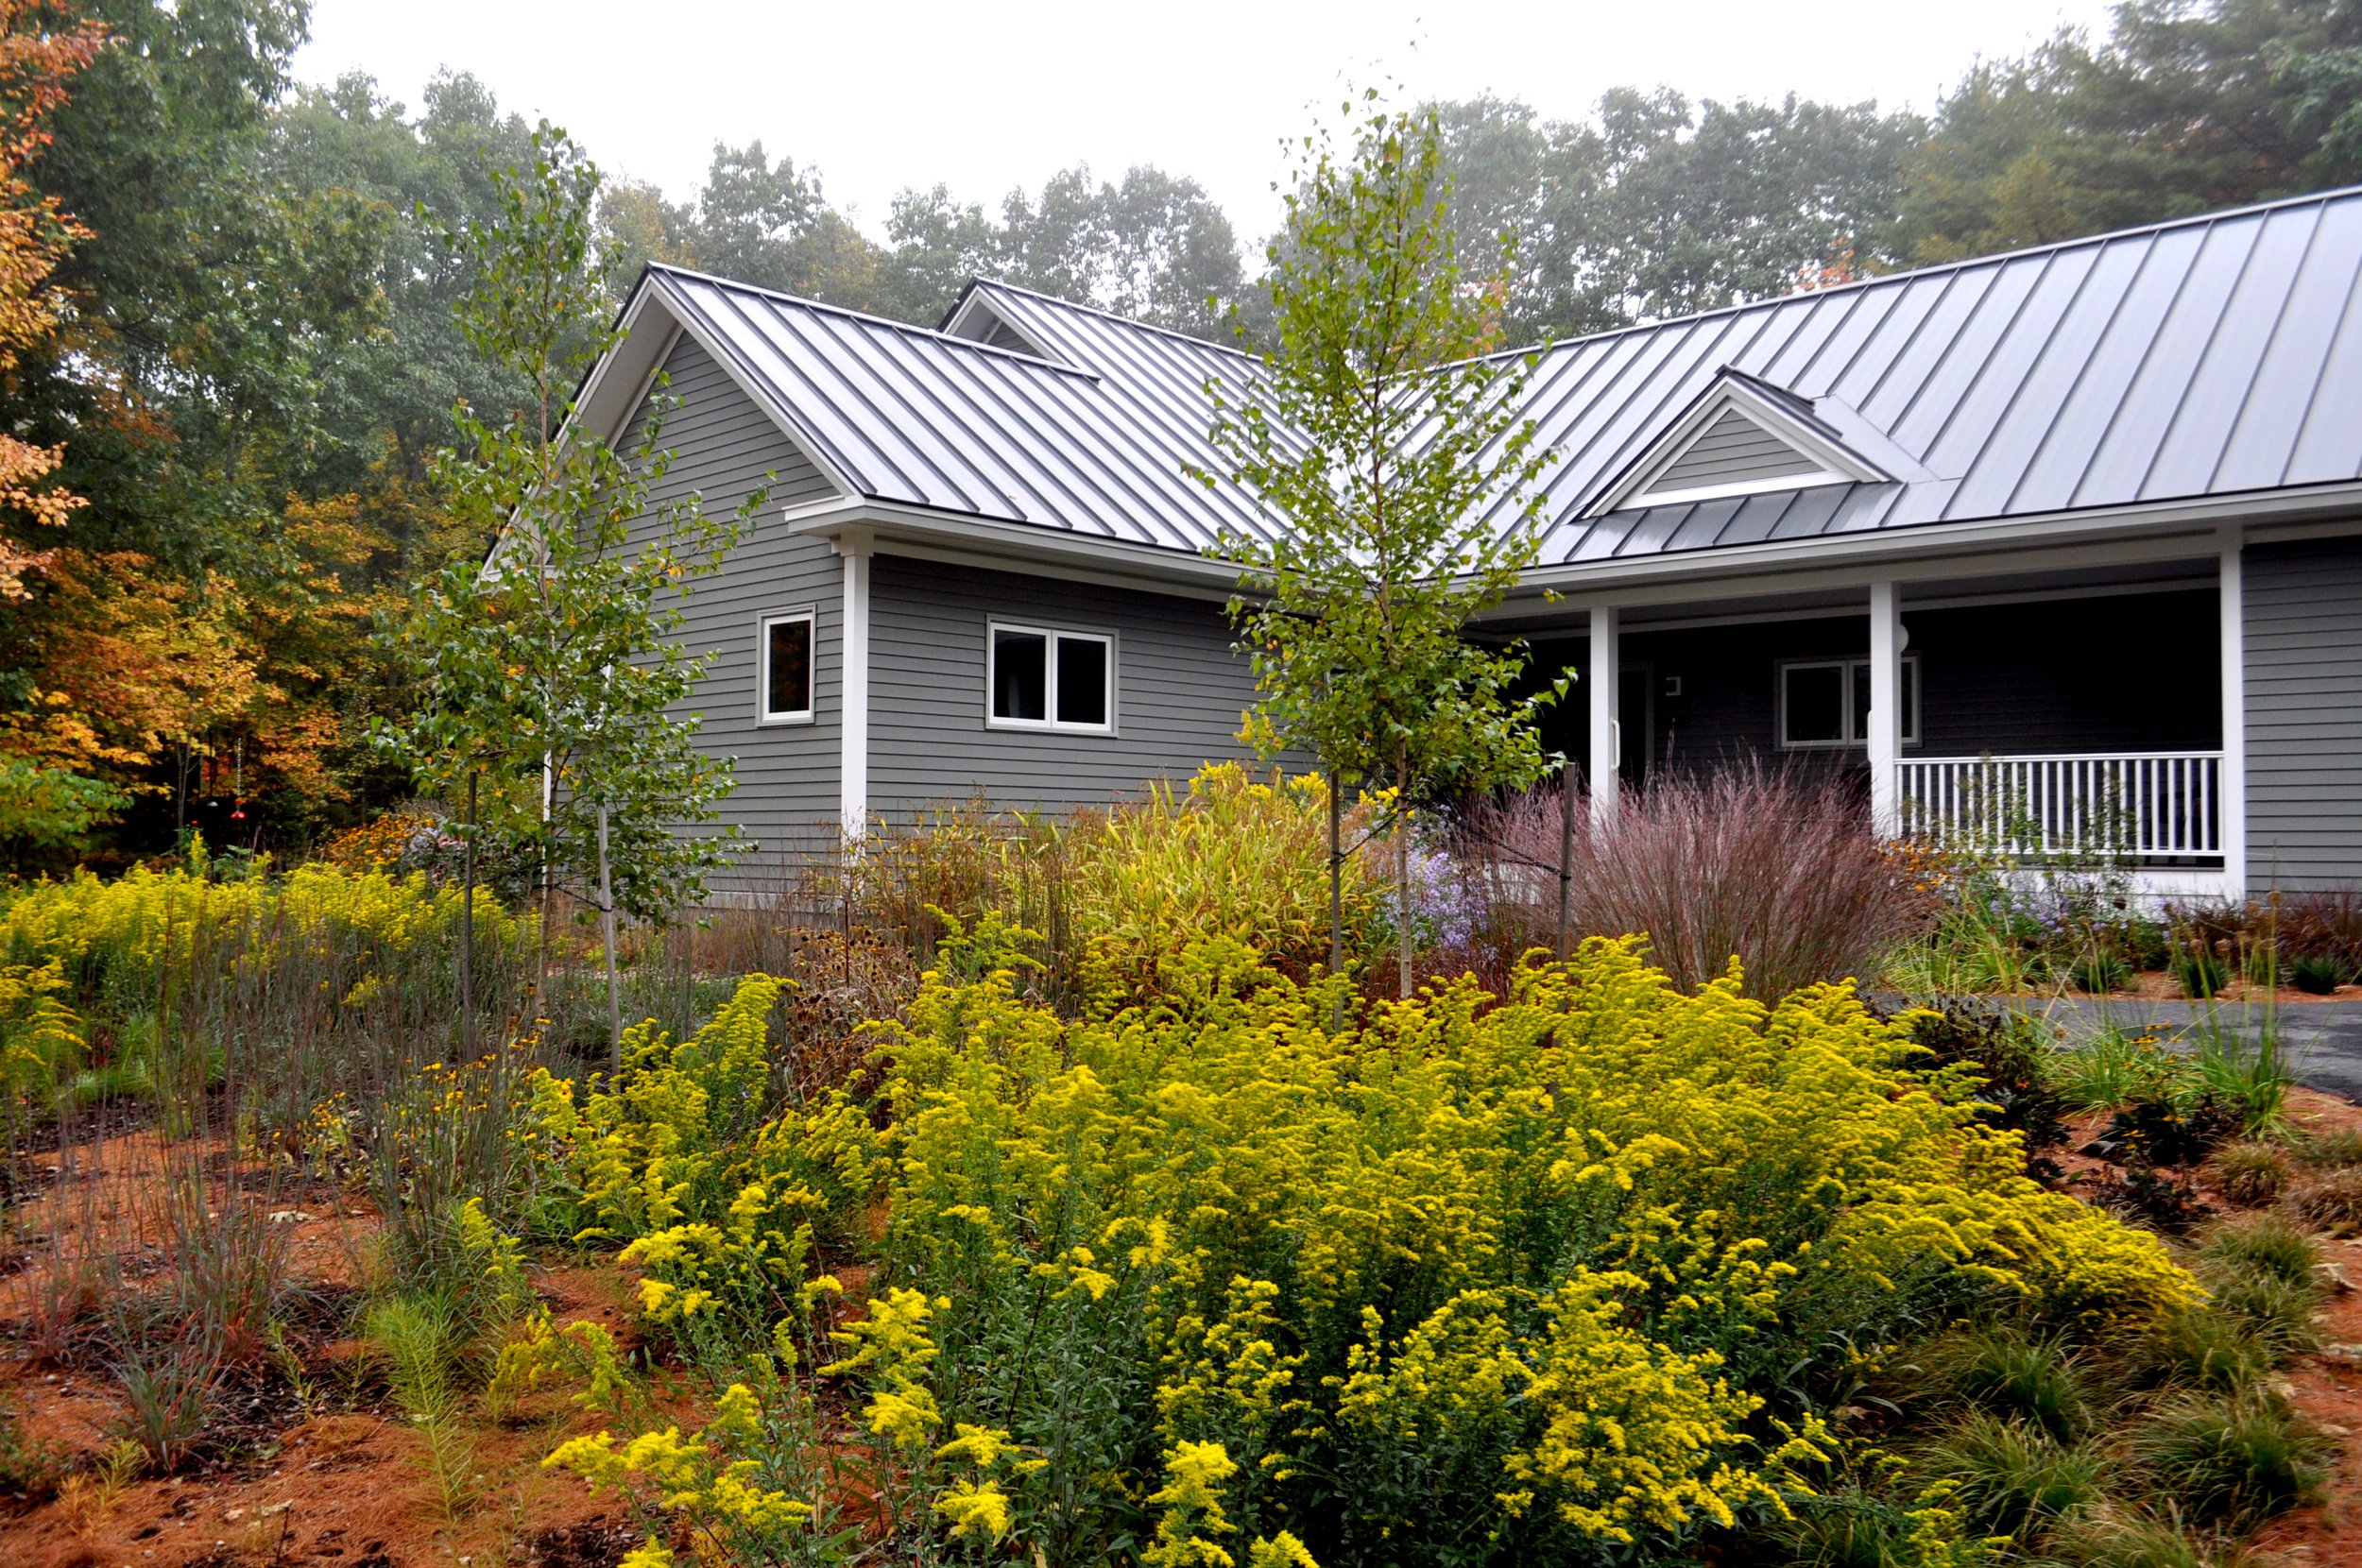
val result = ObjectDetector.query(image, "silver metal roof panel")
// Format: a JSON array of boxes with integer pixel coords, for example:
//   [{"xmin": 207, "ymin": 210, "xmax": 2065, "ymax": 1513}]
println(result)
[{"xmin": 618, "ymin": 184, "xmax": 2362, "ymax": 573}]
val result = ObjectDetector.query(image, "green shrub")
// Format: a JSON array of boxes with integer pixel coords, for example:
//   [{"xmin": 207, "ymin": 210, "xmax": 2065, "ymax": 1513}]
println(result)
[
  {"xmin": 2202, "ymin": 1143, "xmax": 2289, "ymax": 1207},
  {"xmin": 1915, "ymin": 1412, "xmax": 2107, "ymax": 1542},
  {"xmin": 2197, "ymin": 1270, "xmax": 2321, "ymax": 1357},
  {"xmin": 2291, "ymin": 1128, "xmax": 2362, "ymax": 1168},
  {"xmin": 2128, "ymin": 1391, "xmax": 2331, "ymax": 1524},
  {"xmin": 2289, "ymin": 954, "xmax": 2342, "ymax": 995},
  {"xmin": 2060, "ymin": 1028, "xmax": 2192, "ymax": 1114},
  {"xmin": 2172, "ymin": 948, "xmax": 2229, "ymax": 1000},
  {"xmin": 1763, "ymin": 1485, "xmax": 1987, "ymax": 1568},
  {"xmin": 2048, "ymin": 1505, "xmax": 2262, "ymax": 1568},
  {"xmin": 2072, "ymin": 953, "xmax": 2133, "ymax": 994},
  {"xmin": 1061, "ymin": 764, "xmax": 1380, "ymax": 1012},
  {"xmin": 1926, "ymin": 1326, "xmax": 2094, "ymax": 1440},
  {"xmin": 2131, "ymin": 1308, "xmax": 2279, "ymax": 1393},
  {"xmin": 2286, "ymin": 1166, "xmax": 2362, "ymax": 1233},
  {"xmin": 2195, "ymin": 1213, "xmax": 2319, "ymax": 1290}
]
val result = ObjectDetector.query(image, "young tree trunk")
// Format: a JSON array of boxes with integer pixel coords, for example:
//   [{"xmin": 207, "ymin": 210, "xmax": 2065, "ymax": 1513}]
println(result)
[
  {"xmin": 537, "ymin": 756, "xmax": 554, "ymax": 997},
  {"xmin": 1328, "ymin": 767, "xmax": 1344, "ymax": 1032},
  {"xmin": 461, "ymin": 770, "xmax": 477, "ymax": 1065},
  {"xmin": 596, "ymin": 802, "xmax": 621, "ymax": 1072},
  {"xmin": 1557, "ymin": 758, "xmax": 1575, "ymax": 963},
  {"xmin": 1396, "ymin": 742, "xmax": 1413, "ymax": 1001},
  {"xmin": 1328, "ymin": 767, "xmax": 1343, "ymax": 976}
]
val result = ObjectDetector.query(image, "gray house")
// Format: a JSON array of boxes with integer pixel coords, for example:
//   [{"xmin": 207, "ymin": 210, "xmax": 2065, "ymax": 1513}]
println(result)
[{"xmin": 573, "ymin": 184, "xmax": 2362, "ymax": 901}]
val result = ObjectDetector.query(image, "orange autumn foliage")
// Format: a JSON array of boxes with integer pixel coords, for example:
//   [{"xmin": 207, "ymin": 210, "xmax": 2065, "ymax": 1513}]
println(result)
[{"xmin": 0, "ymin": 0, "xmax": 105, "ymax": 601}]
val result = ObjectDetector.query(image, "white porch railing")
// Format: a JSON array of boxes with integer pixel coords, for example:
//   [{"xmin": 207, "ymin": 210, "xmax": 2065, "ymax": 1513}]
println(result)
[{"xmin": 1896, "ymin": 751, "xmax": 2223, "ymax": 860}]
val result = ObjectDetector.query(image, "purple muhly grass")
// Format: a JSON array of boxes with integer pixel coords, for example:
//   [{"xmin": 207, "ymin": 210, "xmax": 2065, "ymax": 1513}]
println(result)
[{"xmin": 1453, "ymin": 761, "xmax": 1938, "ymax": 999}]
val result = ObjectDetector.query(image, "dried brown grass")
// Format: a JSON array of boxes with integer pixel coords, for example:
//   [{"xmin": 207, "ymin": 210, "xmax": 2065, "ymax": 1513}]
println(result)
[{"xmin": 1449, "ymin": 762, "xmax": 1939, "ymax": 998}]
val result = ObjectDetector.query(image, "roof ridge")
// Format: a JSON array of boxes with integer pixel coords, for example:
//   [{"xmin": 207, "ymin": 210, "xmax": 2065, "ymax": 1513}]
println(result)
[
  {"xmin": 967, "ymin": 276, "xmax": 1261, "ymax": 363},
  {"xmin": 642, "ymin": 263, "xmax": 1101, "ymax": 379}
]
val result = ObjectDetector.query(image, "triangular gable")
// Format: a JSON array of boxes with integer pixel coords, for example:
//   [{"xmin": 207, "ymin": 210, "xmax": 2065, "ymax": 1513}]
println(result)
[
  {"xmin": 1586, "ymin": 370, "xmax": 1887, "ymax": 516},
  {"xmin": 940, "ymin": 284, "xmax": 1062, "ymax": 362}
]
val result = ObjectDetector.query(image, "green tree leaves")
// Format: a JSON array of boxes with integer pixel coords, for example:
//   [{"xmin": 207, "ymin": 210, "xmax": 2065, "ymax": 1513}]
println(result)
[{"xmin": 1205, "ymin": 96, "xmax": 1563, "ymax": 993}]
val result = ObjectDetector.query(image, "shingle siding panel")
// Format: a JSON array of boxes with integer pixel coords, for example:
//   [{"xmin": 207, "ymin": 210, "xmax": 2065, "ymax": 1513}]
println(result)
[
  {"xmin": 2245, "ymin": 535, "xmax": 2362, "ymax": 890},
  {"xmin": 864, "ymin": 555, "xmax": 1268, "ymax": 822},
  {"xmin": 626, "ymin": 334, "xmax": 848, "ymax": 878}
]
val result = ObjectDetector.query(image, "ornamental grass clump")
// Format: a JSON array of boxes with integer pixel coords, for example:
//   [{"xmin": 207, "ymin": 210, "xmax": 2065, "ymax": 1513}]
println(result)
[{"xmin": 1449, "ymin": 764, "xmax": 1936, "ymax": 998}]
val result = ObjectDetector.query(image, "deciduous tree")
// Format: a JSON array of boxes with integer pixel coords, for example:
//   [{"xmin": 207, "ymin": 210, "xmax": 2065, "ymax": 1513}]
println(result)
[
  {"xmin": 1205, "ymin": 95, "xmax": 1561, "ymax": 998},
  {"xmin": 383, "ymin": 124, "xmax": 764, "ymax": 1061}
]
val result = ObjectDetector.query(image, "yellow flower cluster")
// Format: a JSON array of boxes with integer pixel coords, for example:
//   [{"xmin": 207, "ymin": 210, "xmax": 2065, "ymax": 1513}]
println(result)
[
  {"xmin": 544, "ymin": 1379, "xmax": 813, "ymax": 1551},
  {"xmin": 524, "ymin": 973, "xmax": 885, "ymax": 1343},
  {"xmin": 853, "ymin": 928, "xmax": 2199, "ymax": 1558}
]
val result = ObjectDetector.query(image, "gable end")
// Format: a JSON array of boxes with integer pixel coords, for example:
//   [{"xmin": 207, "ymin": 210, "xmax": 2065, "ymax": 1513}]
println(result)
[{"xmin": 1640, "ymin": 407, "xmax": 1828, "ymax": 498}]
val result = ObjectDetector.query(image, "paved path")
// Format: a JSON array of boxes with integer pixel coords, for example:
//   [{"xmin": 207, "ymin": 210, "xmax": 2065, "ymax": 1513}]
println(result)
[{"xmin": 2033, "ymin": 997, "xmax": 2362, "ymax": 1101}]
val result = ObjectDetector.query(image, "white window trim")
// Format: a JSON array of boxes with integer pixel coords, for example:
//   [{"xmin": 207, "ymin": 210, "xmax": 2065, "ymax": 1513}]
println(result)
[
  {"xmin": 1776, "ymin": 655, "xmax": 1921, "ymax": 751},
  {"xmin": 757, "ymin": 607, "xmax": 817, "ymax": 726},
  {"xmin": 985, "ymin": 619, "xmax": 1117, "ymax": 735}
]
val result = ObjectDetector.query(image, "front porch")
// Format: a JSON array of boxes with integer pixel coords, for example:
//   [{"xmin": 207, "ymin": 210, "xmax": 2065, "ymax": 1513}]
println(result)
[{"xmin": 1502, "ymin": 553, "xmax": 2242, "ymax": 900}]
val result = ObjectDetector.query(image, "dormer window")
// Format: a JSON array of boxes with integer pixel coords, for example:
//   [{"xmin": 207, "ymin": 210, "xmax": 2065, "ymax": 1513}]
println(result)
[
  {"xmin": 1588, "ymin": 369, "xmax": 1886, "ymax": 515},
  {"xmin": 941, "ymin": 289, "xmax": 1060, "ymax": 362}
]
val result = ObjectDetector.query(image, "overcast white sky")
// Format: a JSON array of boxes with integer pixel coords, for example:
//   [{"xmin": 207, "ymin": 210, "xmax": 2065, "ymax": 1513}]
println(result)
[{"xmin": 294, "ymin": 1, "xmax": 2119, "ymax": 241}]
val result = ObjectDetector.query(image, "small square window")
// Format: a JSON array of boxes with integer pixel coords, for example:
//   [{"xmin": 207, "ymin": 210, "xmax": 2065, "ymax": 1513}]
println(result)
[
  {"xmin": 1779, "ymin": 656, "xmax": 1918, "ymax": 749},
  {"xmin": 988, "ymin": 621, "xmax": 1113, "ymax": 732},
  {"xmin": 760, "ymin": 611, "xmax": 814, "ymax": 723}
]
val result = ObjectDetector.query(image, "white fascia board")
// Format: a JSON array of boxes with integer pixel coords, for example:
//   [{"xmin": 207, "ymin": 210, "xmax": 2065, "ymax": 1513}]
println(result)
[
  {"xmin": 585, "ymin": 280, "xmax": 864, "ymax": 511},
  {"xmin": 1587, "ymin": 378, "xmax": 1890, "ymax": 518},
  {"xmin": 788, "ymin": 499, "xmax": 1247, "ymax": 601},
  {"xmin": 1507, "ymin": 484, "xmax": 2362, "ymax": 611}
]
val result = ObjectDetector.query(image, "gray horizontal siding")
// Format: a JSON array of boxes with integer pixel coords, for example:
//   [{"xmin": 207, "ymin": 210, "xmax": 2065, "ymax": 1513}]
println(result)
[
  {"xmin": 1642, "ymin": 408, "xmax": 1823, "ymax": 495},
  {"xmin": 866, "ymin": 554, "xmax": 1266, "ymax": 822},
  {"xmin": 2245, "ymin": 535, "xmax": 2362, "ymax": 891},
  {"xmin": 628, "ymin": 334, "xmax": 847, "ymax": 876}
]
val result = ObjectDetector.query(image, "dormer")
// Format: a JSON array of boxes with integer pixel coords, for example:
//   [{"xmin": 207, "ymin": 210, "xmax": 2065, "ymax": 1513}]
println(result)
[
  {"xmin": 941, "ymin": 285, "xmax": 1061, "ymax": 362},
  {"xmin": 1587, "ymin": 369, "xmax": 1887, "ymax": 515}
]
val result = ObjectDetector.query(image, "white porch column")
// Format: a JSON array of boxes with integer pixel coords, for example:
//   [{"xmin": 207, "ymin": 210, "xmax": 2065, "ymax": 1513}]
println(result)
[
  {"xmin": 1588, "ymin": 605, "xmax": 1619, "ymax": 825},
  {"xmin": 838, "ymin": 537, "xmax": 872, "ymax": 838},
  {"xmin": 1868, "ymin": 581, "xmax": 1902, "ymax": 835},
  {"xmin": 2219, "ymin": 525, "xmax": 2248, "ymax": 898}
]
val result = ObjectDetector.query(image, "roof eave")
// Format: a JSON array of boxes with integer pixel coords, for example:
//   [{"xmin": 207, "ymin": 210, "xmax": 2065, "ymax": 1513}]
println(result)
[
  {"xmin": 786, "ymin": 498, "xmax": 1248, "ymax": 600},
  {"xmin": 1511, "ymin": 483, "xmax": 2362, "ymax": 604}
]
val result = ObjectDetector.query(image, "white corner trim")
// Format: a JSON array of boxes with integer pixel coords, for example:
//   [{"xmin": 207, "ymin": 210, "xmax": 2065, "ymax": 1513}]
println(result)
[
  {"xmin": 1867, "ymin": 582, "xmax": 1903, "ymax": 835},
  {"xmin": 1587, "ymin": 605, "xmax": 1619, "ymax": 824},
  {"xmin": 1586, "ymin": 376, "xmax": 1890, "ymax": 518},
  {"xmin": 2218, "ymin": 525, "xmax": 2248, "ymax": 898},
  {"xmin": 839, "ymin": 540, "xmax": 872, "ymax": 838}
]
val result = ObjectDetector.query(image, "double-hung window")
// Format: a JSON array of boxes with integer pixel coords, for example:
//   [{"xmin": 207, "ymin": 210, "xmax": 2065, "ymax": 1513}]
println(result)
[
  {"xmin": 1777, "ymin": 656, "xmax": 1919, "ymax": 749},
  {"xmin": 759, "ymin": 610, "xmax": 815, "ymax": 724},
  {"xmin": 988, "ymin": 621, "xmax": 1114, "ymax": 732}
]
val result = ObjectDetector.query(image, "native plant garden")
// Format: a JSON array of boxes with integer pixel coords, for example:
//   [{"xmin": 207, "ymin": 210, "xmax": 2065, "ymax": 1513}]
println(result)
[
  {"xmin": 1, "ymin": 764, "xmax": 2355, "ymax": 1568},
  {"xmin": 1, "ymin": 8, "xmax": 2358, "ymax": 1567}
]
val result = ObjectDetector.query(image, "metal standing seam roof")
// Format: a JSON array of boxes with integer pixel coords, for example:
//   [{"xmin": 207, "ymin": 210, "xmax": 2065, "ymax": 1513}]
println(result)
[{"xmin": 633, "ymin": 183, "xmax": 2362, "ymax": 571}]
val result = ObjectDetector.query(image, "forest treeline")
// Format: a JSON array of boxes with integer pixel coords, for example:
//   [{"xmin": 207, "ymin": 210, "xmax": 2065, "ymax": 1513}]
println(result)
[{"xmin": 1, "ymin": 0, "xmax": 2358, "ymax": 865}]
